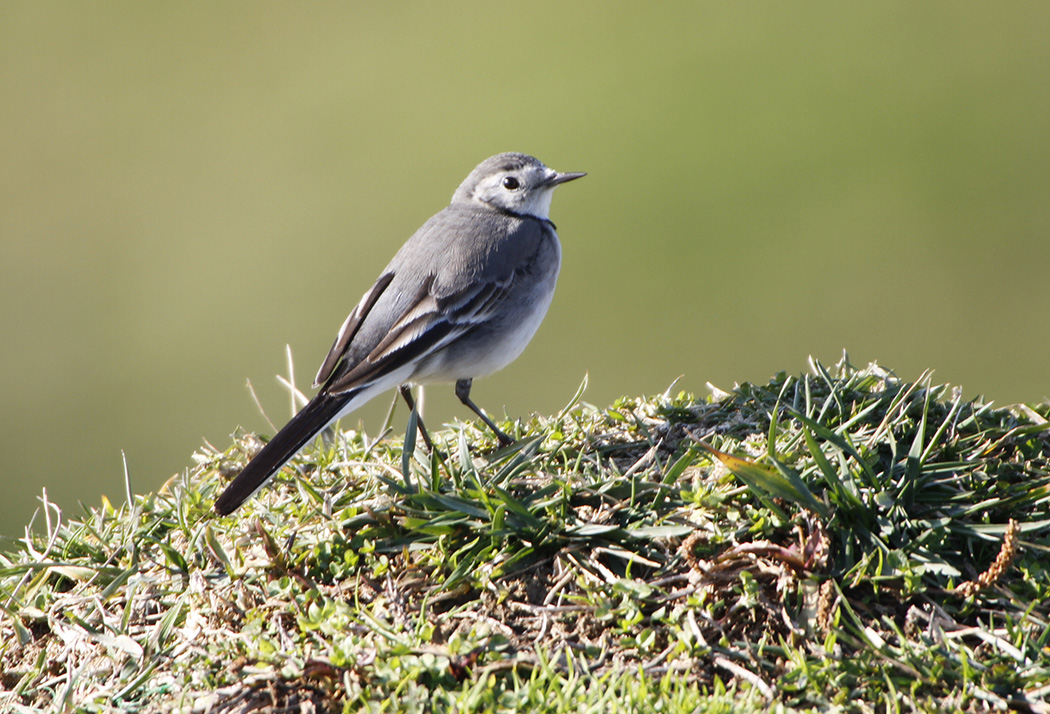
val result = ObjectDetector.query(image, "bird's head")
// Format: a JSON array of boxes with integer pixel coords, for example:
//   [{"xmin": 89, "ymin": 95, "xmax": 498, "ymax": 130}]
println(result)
[{"xmin": 453, "ymin": 152, "xmax": 585, "ymax": 220}]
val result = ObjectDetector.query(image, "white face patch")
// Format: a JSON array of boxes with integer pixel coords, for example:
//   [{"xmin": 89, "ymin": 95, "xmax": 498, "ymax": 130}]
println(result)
[
  {"xmin": 522, "ymin": 186, "xmax": 555, "ymax": 219},
  {"xmin": 470, "ymin": 163, "xmax": 561, "ymax": 219}
]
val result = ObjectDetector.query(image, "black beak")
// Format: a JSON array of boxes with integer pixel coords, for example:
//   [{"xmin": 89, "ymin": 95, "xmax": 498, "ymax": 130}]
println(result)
[{"xmin": 547, "ymin": 171, "xmax": 587, "ymax": 186}]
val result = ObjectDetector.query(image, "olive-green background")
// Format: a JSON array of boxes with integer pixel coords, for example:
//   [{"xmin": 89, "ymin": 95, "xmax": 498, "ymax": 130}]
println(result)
[{"xmin": 2, "ymin": 3, "xmax": 1048, "ymax": 537}]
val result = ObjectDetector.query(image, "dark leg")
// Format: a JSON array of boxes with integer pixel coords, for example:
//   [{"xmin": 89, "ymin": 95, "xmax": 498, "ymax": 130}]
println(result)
[
  {"xmin": 399, "ymin": 385, "xmax": 435, "ymax": 451},
  {"xmin": 455, "ymin": 378, "xmax": 513, "ymax": 446}
]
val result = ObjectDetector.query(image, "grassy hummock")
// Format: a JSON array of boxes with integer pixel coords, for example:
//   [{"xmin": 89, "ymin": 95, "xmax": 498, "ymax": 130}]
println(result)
[{"xmin": 2, "ymin": 357, "xmax": 1049, "ymax": 712}]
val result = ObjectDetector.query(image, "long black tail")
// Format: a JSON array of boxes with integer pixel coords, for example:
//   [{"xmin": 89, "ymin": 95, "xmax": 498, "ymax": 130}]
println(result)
[{"xmin": 213, "ymin": 394, "xmax": 351, "ymax": 515}]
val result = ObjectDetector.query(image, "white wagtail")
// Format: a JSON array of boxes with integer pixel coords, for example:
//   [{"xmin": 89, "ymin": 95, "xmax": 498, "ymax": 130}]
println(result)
[{"xmin": 214, "ymin": 152, "xmax": 584, "ymax": 515}]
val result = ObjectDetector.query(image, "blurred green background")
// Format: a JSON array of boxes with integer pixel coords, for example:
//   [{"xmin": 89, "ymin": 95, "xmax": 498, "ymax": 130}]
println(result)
[{"xmin": 2, "ymin": 3, "xmax": 1048, "ymax": 537}]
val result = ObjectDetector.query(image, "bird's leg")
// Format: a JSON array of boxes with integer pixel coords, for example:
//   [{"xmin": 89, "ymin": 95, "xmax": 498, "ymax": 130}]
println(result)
[
  {"xmin": 399, "ymin": 385, "xmax": 435, "ymax": 451},
  {"xmin": 455, "ymin": 378, "xmax": 514, "ymax": 446}
]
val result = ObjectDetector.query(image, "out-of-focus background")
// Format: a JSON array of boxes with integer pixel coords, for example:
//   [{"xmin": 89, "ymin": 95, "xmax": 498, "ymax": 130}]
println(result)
[{"xmin": 2, "ymin": 4, "xmax": 1048, "ymax": 537}]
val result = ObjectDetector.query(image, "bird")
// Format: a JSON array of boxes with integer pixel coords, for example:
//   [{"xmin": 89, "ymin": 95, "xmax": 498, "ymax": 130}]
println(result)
[{"xmin": 213, "ymin": 152, "xmax": 585, "ymax": 515}]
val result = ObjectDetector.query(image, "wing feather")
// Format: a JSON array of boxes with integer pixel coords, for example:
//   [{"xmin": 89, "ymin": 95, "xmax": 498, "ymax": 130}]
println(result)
[
  {"xmin": 323, "ymin": 272, "xmax": 520, "ymax": 394},
  {"xmin": 313, "ymin": 272, "xmax": 395, "ymax": 388}
]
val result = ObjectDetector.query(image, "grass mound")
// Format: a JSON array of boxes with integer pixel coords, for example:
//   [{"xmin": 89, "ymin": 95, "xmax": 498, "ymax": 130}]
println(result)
[{"xmin": 2, "ymin": 357, "xmax": 1049, "ymax": 712}]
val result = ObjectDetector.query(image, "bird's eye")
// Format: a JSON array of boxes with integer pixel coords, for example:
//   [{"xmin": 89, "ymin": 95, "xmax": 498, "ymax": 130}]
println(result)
[{"xmin": 501, "ymin": 176, "xmax": 520, "ymax": 190}]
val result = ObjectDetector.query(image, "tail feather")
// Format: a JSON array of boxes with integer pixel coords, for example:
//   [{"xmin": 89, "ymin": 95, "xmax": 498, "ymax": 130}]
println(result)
[{"xmin": 213, "ymin": 394, "xmax": 350, "ymax": 515}]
